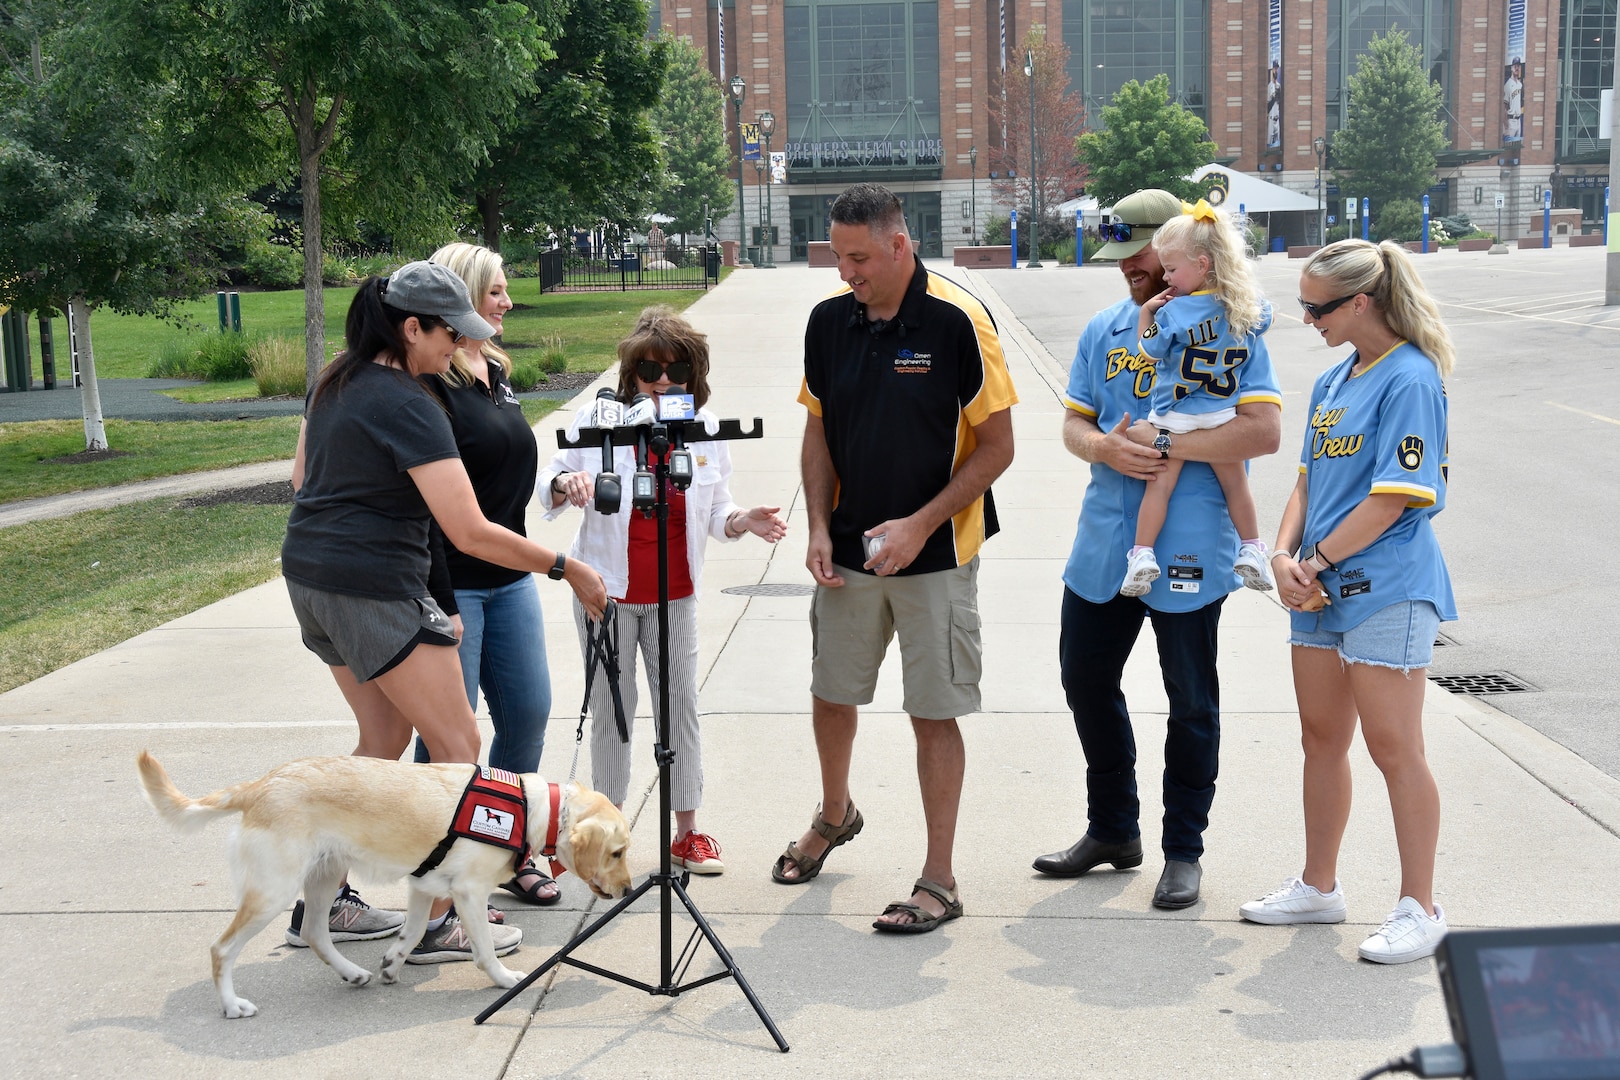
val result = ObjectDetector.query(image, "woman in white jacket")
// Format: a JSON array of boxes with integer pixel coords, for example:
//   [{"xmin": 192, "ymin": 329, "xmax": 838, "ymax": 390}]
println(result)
[{"xmin": 538, "ymin": 307, "xmax": 786, "ymax": 874}]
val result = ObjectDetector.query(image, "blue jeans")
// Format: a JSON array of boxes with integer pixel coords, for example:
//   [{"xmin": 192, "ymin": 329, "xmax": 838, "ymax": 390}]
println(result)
[
  {"xmin": 1059, "ymin": 588, "xmax": 1224, "ymax": 863},
  {"xmin": 415, "ymin": 576, "xmax": 551, "ymax": 773}
]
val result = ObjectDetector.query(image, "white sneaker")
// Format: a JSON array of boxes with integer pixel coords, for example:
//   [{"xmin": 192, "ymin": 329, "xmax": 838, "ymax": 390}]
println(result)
[
  {"xmin": 1120, "ymin": 548, "xmax": 1160, "ymax": 597},
  {"xmin": 1239, "ymin": 876, "xmax": 1347, "ymax": 925},
  {"xmin": 1359, "ymin": 896, "xmax": 1447, "ymax": 964},
  {"xmin": 1234, "ymin": 542, "xmax": 1275, "ymax": 592}
]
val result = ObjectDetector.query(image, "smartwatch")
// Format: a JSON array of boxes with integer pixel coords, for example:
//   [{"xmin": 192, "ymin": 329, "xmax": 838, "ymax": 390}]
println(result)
[
  {"xmin": 1152, "ymin": 429, "xmax": 1172, "ymax": 460},
  {"xmin": 1300, "ymin": 543, "xmax": 1336, "ymax": 573},
  {"xmin": 547, "ymin": 552, "xmax": 568, "ymax": 581}
]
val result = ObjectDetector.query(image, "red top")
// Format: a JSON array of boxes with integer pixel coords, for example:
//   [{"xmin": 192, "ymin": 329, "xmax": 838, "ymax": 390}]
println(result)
[{"xmin": 622, "ymin": 450, "xmax": 695, "ymax": 603}]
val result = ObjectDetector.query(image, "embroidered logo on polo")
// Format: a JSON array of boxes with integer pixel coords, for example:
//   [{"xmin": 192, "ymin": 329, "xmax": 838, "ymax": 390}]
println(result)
[
  {"xmin": 893, "ymin": 348, "xmax": 933, "ymax": 374},
  {"xmin": 1398, "ymin": 435, "xmax": 1424, "ymax": 471},
  {"xmin": 501, "ymin": 385, "xmax": 520, "ymax": 405}
]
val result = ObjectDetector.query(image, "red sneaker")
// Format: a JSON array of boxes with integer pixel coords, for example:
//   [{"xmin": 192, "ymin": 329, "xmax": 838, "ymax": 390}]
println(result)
[{"xmin": 670, "ymin": 831, "xmax": 726, "ymax": 875}]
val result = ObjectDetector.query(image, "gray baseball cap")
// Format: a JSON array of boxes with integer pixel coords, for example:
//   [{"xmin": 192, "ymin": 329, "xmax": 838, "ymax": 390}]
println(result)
[{"xmin": 381, "ymin": 260, "xmax": 496, "ymax": 341}]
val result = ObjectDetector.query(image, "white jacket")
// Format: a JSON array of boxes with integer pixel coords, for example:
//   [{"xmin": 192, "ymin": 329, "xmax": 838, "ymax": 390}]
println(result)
[{"xmin": 536, "ymin": 403, "xmax": 739, "ymax": 599}]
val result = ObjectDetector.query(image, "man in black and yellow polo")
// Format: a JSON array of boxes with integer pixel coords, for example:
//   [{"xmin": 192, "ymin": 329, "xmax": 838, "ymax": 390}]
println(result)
[{"xmin": 770, "ymin": 183, "xmax": 1017, "ymax": 936}]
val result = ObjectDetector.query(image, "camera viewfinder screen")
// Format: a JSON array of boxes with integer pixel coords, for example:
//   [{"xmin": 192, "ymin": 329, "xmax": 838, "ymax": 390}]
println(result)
[{"xmin": 1481, "ymin": 942, "xmax": 1620, "ymax": 1079}]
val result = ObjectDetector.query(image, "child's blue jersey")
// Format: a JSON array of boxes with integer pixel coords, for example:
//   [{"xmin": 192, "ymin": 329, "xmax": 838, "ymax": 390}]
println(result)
[
  {"xmin": 1139, "ymin": 293, "xmax": 1272, "ymax": 419},
  {"xmin": 1062, "ymin": 295, "xmax": 1283, "ymax": 613},
  {"xmin": 1295, "ymin": 340, "xmax": 1456, "ymax": 633}
]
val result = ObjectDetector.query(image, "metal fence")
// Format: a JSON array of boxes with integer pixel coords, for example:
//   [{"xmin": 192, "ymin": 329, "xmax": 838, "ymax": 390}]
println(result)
[{"xmin": 540, "ymin": 242, "xmax": 718, "ymax": 293}]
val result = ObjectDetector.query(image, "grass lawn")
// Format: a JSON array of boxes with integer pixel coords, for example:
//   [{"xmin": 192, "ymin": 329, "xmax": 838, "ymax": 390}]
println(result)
[
  {"xmin": 0, "ymin": 498, "xmax": 290, "ymax": 693},
  {"xmin": 7, "ymin": 273, "xmax": 729, "ymax": 384}
]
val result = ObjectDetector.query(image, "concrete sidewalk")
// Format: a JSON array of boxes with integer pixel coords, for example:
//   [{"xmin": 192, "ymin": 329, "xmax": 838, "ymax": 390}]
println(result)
[{"xmin": 3, "ymin": 263, "xmax": 1619, "ymax": 1079}]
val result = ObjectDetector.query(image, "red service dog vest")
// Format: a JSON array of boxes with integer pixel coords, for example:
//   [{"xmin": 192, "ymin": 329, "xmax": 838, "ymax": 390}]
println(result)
[{"xmin": 412, "ymin": 766, "xmax": 529, "ymax": 878}]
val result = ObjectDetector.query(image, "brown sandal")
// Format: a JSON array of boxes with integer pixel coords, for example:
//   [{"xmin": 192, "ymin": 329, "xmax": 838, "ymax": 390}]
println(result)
[
  {"xmin": 770, "ymin": 801, "xmax": 863, "ymax": 885},
  {"xmin": 872, "ymin": 876, "xmax": 963, "ymax": 934}
]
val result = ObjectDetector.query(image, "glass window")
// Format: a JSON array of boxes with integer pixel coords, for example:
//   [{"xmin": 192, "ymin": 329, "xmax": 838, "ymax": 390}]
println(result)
[
  {"xmin": 1325, "ymin": 0, "xmax": 1453, "ymax": 137},
  {"xmin": 1062, "ymin": 0, "xmax": 1207, "ymax": 127},
  {"xmin": 783, "ymin": 1, "xmax": 943, "ymax": 176},
  {"xmin": 1557, "ymin": 0, "xmax": 1615, "ymax": 160}
]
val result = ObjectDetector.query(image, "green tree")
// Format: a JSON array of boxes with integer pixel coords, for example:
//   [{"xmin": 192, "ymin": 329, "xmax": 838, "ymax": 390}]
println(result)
[
  {"xmin": 103, "ymin": 0, "xmax": 550, "ymax": 384},
  {"xmin": 1076, "ymin": 73, "xmax": 1216, "ymax": 205},
  {"xmin": 1329, "ymin": 29, "xmax": 1445, "ymax": 213},
  {"xmin": 0, "ymin": 3, "xmax": 242, "ymax": 450},
  {"xmin": 469, "ymin": 0, "xmax": 667, "ymax": 250},
  {"xmin": 651, "ymin": 33, "xmax": 732, "ymax": 240}
]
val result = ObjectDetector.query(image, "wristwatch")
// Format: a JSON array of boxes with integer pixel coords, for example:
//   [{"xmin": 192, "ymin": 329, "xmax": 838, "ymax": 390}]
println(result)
[
  {"xmin": 547, "ymin": 552, "xmax": 568, "ymax": 581},
  {"xmin": 1152, "ymin": 429, "xmax": 1172, "ymax": 460}
]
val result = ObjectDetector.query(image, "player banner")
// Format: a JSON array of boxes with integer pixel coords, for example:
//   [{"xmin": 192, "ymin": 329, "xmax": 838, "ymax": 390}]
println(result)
[
  {"xmin": 1503, "ymin": 0, "xmax": 1525, "ymax": 144},
  {"xmin": 1266, "ymin": 0, "xmax": 1282, "ymax": 151}
]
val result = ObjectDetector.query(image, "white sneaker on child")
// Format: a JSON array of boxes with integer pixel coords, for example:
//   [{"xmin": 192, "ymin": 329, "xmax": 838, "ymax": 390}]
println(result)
[
  {"xmin": 1234, "ymin": 542, "xmax": 1275, "ymax": 592},
  {"xmin": 1120, "ymin": 548, "xmax": 1160, "ymax": 597}
]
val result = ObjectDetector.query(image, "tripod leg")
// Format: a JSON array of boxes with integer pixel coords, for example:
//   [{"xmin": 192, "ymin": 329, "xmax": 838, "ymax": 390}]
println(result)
[
  {"xmin": 474, "ymin": 874, "xmax": 656, "ymax": 1024},
  {"xmin": 670, "ymin": 879, "xmax": 791, "ymax": 1052}
]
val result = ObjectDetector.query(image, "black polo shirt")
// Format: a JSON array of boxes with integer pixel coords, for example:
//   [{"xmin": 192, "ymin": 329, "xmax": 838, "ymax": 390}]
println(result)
[{"xmin": 799, "ymin": 257, "xmax": 1018, "ymax": 575}]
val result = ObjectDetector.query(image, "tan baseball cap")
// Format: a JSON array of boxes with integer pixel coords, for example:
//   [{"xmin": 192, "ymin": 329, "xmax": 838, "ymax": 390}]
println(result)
[{"xmin": 1095, "ymin": 189, "xmax": 1185, "ymax": 261}]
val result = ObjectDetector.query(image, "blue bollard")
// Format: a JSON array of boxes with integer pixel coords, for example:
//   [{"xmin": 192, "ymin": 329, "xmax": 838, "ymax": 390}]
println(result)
[
  {"xmin": 1543, "ymin": 189, "xmax": 1552, "ymax": 248},
  {"xmin": 1010, "ymin": 209, "xmax": 1019, "ymax": 270},
  {"xmin": 1076, "ymin": 208, "xmax": 1084, "ymax": 266},
  {"xmin": 1422, "ymin": 195, "xmax": 1430, "ymax": 252},
  {"xmin": 1362, "ymin": 198, "xmax": 1370, "ymax": 241}
]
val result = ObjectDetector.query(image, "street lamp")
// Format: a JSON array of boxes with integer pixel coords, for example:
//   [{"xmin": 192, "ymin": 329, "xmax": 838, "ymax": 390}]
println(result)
[
  {"xmin": 729, "ymin": 75, "xmax": 751, "ymax": 266},
  {"xmin": 1313, "ymin": 135, "xmax": 1327, "ymax": 245},
  {"xmin": 754, "ymin": 158, "xmax": 765, "ymax": 265},
  {"xmin": 970, "ymin": 145, "xmax": 978, "ymax": 244},
  {"xmin": 759, "ymin": 109, "xmax": 776, "ymax": 269},
  {"xmin": 1024, "ymin": 47, "xmax": 1042, "ymax": 268}
]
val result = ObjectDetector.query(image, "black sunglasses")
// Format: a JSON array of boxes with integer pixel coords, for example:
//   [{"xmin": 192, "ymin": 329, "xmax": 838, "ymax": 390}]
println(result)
[
  {"xmin": 1098, "ymin": 220, "xmax": 1156, "ymax": 243},
  {"xmin": 635, "ymin": 358, "xmax": 694, "ymax": 385},
  {"xmin": 418, "ymin": 315, "xmax": 467, "ymax": 344},
  {"xmin": 1297, "ymin": 294, "xmax": 1357, "ymax": 320}
]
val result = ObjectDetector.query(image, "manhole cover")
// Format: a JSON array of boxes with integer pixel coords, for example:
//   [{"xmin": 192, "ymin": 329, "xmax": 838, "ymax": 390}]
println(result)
[
  {"xmin": 1429, "ymin": 671, "xmax": 1538, "ymax": 695},
  {"xmin": 720, "ymin": 583, "xmax": 816, "ymax": 597}
]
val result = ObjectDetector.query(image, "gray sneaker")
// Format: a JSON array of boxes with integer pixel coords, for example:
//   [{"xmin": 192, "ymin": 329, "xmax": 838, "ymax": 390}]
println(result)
[
  {"xmin": 284, "ymin": 884, "xmax": 405, "ymax": 947},
  {"xmin": 406, "ymin": 910, "xmax": 523, "ymax": 964}
]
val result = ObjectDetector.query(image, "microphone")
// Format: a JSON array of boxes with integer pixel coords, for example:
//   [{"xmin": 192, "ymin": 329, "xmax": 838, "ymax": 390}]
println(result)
[
  {"xmin": 661, "ymin": 386, "xmax": 695, "ymax": 490},
  {"xmin": 625, "ymin": 393, "xmax": 657, "ymax": 510},
  {"xmin": 591, "ymin": 388, "xmax": 622, "ymax": 513}
]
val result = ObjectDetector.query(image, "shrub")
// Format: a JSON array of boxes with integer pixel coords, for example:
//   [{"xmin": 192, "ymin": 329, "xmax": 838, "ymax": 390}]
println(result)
[
  {"xmin": 248, "ymin": 335, "xmax": 305, "ymax": 397},
  {"xmin": 1439, "ymin": 212, "xmax": 1474, "ymax": 237},
  {"xmin": 1326, "ymin": 224, "xmax": 1352, "ymax": 244},
  {"xmin": 538, "ymin": 333, "xmax": 567, "ymax": 375},
  {"xmin": 149, "ymin": 330, "xmax": 256, "ymax": 381},
  {"xmin": 1053, "ymin": 237, "xmax": 1077, "ymax": 265},
  {"xmin": 507, "ymin": 360, "xmax": 542, "ymax": 392},
  {"xmin": 1374, "ymin": 198, "xmax": 1423, "ymax": 242},
  {"xmin": 241, "ymin": 236, "xmax": 303, "ymax": 289}
]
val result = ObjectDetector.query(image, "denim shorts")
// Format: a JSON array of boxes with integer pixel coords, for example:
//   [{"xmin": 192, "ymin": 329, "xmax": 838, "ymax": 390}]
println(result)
[{"xmin": 1289, "ymin": 600, "xmax": 1442, "ymax": 673}]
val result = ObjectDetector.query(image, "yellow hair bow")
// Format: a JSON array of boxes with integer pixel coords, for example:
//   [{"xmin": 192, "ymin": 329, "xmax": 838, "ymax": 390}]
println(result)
[{"xmin": 1183, "ymin": 199, "xmax": 1219, "ymax": 223}]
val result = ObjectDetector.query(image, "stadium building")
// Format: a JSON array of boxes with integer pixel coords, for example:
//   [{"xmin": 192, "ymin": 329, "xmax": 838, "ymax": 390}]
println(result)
[{"xmin": 649, "ymin": 0, "xmax": 1616, "ymax": 258}]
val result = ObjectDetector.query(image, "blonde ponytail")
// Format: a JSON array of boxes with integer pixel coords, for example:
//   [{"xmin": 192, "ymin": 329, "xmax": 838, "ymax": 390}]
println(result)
[{"xmin": 1301, "ymin": 239, "xmax": 1455, "ymax": 377}]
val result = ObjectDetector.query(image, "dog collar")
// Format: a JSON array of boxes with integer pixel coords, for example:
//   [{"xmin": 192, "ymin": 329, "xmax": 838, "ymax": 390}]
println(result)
[{"xmin": 541, "ymin": 782, "xmax": 566, "ymax": 880}]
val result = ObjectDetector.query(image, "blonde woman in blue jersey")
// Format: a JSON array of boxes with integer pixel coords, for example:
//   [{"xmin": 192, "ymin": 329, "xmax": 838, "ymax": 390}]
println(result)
[
  {"xmin": 1239, "ymin": 239, "xmax": 1456, "ymax": 965},
  {"xmin": 1121, "ymin": 200, "xmax": 1274, "ymax": 597}
]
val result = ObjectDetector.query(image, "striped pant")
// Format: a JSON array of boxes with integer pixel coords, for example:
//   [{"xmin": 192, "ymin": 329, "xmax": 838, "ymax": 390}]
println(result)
[{"xmin": 573, "ymin": 595, "xmax": 703, "ymax": 812}]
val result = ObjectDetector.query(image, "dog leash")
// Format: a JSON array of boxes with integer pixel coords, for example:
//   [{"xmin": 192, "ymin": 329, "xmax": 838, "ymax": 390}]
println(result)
[{"xmin": 570, "ymin": 599, "xmax": 628, "ymax": 782}]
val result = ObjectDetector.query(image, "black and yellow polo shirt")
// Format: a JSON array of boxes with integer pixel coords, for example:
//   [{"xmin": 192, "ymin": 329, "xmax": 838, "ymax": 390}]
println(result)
[{"xmin": 798, "ymin": 257, "xmax": 1018, "ymax": 575}]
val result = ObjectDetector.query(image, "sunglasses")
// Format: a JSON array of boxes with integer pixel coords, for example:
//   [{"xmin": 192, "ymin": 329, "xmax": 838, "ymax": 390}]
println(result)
[
  {"xmin": 635, "ymin": 358, "xmax": 694, "ymax": 385},
  {"xmin": 1297, "ymin": 293, "xmax": 1357, "ymax": 319},
  {"xmin": 1098, "ymin": 220, "xmax": 1156, "ymax": 244},
  {"xmin": 419, "ymin": 315, "xmax": 467, "ymax": 345}
]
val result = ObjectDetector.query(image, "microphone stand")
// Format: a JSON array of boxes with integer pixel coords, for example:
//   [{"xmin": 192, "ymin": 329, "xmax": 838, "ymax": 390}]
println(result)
[{"xmin": 475, "ymin": 414, "xmax": 788, "ymax": 1054}]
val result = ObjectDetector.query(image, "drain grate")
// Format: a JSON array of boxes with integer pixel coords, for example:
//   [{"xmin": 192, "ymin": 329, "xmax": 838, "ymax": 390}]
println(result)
[
  {"xmin": 721, "ymin": 583, "xmax": 817, "ymax": 597},
  {"xmin": 1429, "ymin": 671, "xmax": 1538, "ymax": 695}
]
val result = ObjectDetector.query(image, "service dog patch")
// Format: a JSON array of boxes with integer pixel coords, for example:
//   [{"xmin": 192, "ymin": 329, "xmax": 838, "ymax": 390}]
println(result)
[{"xmin": 413, "ymin": 766, "xmax": 529, "ymax": 877}]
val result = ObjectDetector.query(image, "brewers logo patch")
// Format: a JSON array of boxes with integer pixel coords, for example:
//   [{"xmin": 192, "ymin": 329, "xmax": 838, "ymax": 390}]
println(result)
[
  {"xmin": 1142, "ymin": 322, "xmax": 1160, "ymax": 340},
  {"xmin": 1398, "ymin": 435, "xmax": 1424, "ymax": 471}
]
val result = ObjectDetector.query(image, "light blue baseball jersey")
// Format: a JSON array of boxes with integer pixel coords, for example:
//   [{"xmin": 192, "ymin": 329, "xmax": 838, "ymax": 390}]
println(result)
[
  {"xmin": 1294, "ymin": 340, "xmax": 1456, "ymax": 632},
  {"xmin": 1063, "ymin": 295, "xmax": 1284, "ymax": 613},
  {"xmin": 1140, "ymin": 293, "xmax": 1272, "ymax": 420}
]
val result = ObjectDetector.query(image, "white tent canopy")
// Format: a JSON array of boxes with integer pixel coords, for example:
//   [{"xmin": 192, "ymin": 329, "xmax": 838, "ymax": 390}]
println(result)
[{"xmin": 1187, "ymin": 164, "xmax": 1318, "ymax": 213}]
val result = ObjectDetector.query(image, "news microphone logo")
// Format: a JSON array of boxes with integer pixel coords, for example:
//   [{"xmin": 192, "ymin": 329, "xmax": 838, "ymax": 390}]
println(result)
[
  {"xmin": 658, "ymin": 389, "xmax": 696, "ymax": 421},
  {"xmin": 591, "ymin": 387, "xmax": 624, "ymax": 429},
  {"xmin": 623, "ymin": 392, "xmax": 658, "ymax": 427}
]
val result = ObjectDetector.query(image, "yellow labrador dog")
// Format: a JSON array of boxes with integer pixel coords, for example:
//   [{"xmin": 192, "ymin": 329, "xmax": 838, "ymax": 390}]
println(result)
[{"xmin": 137, "ymin": 752, "xmax": 632, "ymax": 1018}]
